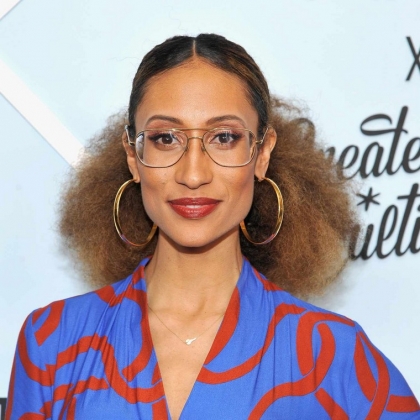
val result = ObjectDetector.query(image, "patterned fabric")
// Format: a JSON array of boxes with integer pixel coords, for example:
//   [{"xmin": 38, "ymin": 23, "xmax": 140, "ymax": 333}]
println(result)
[{"xmin": 6, "ymin": 257, "xmax": 420, "ymax": 419}]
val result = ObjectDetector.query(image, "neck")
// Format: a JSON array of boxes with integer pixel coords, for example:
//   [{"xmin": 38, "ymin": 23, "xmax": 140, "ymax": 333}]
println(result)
[{"xmin": 145, "ymin": 229, "xmax": 242, "ymax": 316}]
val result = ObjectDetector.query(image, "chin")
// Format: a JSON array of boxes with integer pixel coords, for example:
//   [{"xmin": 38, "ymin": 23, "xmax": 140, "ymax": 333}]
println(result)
[{"xmin": 160, "ymin": 225, "xmax": 239, "ymax": 251}]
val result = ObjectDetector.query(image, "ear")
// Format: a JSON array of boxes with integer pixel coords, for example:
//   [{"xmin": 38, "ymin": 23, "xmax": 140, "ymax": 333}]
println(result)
[
  {"xmin": 122, "ymin": 130, "xmax": 141, "ymax": 183},
  {"xmin": 254, "ymin": 126, "xmax": 277, "ymax": 180}
]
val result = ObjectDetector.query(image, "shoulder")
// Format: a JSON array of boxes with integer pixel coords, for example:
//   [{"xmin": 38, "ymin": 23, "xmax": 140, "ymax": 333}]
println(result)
[
  {"xmin": 19, "ymin": 267, "xmax": 145, "ymax": 354},
  {"xmin": 32, "ymin": 274, "xmax": 132, "ymax": 324},
  {"xmin": 245, "ymin": 261, "xmax": 362, "ymax": 372},
  {"xmin": 251, "ymin": 266, "xmax": 420, "ymax": 417},
  {"xmin": 255, "ymin": 269, "xmax": 380, "ymax": 374},
  {"xmin": 250, "ymin": 261, "xmax": 356, "ymax": 329}
]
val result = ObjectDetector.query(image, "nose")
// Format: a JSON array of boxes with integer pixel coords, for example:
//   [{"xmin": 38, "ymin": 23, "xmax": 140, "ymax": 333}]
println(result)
[
  {"xmin": 184, "ymin": 136, "xmax": 206, "ymax": 153},
  {"xmin": 174, "ymin": 137, "xmax": 213, "ymax": 189}
]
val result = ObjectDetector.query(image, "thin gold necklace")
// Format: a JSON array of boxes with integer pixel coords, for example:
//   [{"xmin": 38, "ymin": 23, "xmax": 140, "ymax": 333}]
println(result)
[{"xmin": 147, "ymin": 304, "xmax": 225, "ymax": 346}]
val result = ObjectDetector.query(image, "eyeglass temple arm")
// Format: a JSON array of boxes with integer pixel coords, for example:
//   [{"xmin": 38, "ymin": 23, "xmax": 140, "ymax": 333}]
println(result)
[
  {"xmin": 125, "ymin": 125, "xmax": 136, "ymax": 146},
  {"xmin": 256, "ymin": 126, "xmax": 271, "ymax": 145}
]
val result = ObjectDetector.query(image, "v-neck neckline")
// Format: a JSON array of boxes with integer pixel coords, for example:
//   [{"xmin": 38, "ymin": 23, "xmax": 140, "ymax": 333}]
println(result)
[{"xmin": 139, "ymin": 256, "xmax": 246, "ymax": 420}]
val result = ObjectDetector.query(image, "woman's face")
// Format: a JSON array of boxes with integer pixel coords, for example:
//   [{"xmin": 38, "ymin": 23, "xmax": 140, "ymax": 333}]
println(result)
[{"xmin": 125, "ymin": 59, "xmax": 275, "ymax": 249}]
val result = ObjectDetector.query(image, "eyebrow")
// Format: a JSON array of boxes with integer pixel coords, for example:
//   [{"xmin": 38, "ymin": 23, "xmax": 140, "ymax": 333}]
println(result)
[{"xmin": 145, "ymin": 114, "xmax": 247, "ymax": 127}]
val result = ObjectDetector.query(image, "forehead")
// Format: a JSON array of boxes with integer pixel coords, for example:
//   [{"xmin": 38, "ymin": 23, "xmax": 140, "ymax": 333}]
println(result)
[{"xmin": 135, "ymin": 59, "xmax": 259, "ymax": 129}]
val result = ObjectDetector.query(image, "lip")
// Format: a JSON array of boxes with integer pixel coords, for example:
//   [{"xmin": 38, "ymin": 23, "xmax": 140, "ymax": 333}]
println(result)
[{"xmin": 168, "ymin": 197, "xmax": 221, "ymax": 219}]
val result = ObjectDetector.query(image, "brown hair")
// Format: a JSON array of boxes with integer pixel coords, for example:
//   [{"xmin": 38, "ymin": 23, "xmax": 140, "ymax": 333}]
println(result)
[{"xmin": 59, "ymin": 34, "xmax": 359, "ymax": 298}]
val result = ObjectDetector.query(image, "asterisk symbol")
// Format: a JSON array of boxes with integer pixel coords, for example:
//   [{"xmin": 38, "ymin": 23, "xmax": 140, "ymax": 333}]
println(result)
[{"xmin": 357, "ymin": 187, "xmax": 380, "ymax": 211}]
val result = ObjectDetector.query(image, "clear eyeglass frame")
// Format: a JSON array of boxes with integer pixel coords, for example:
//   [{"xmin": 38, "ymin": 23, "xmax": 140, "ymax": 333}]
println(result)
[{"xmin": 124, "ymin": 125, "xmax": 269, "ymax": 168}]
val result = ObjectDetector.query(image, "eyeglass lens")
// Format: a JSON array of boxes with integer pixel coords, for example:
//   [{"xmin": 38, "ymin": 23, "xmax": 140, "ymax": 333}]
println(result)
[{"xmin": 135, "ymin": 128, "xmax": 256, "ymax": 167}]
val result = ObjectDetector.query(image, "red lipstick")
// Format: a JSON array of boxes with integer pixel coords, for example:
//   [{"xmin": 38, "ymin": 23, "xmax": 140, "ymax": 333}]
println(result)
[{"xmin": 168, "ymin": 198, "xmax": 221, "ymax": 219}]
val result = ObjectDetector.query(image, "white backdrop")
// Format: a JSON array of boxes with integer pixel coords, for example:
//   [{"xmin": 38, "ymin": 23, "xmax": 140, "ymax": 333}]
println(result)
[{"xmin": 0, "ymin": 0, "xmax": 419, "ymax": 401}]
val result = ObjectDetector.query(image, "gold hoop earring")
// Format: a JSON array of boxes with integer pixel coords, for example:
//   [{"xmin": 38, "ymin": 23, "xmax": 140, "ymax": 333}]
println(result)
[
  {"xmin": 113, "ymin": 179, "xmax": 157, "ymax": 248},
  {"xmin": 240, "ymin": 177, "xmax": 284, "ymax": 245}
]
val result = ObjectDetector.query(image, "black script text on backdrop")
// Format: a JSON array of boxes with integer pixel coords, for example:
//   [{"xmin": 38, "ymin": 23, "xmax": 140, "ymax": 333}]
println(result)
[
  {"xmin": 327, "ymin": 107, "xmax": 420, "ymax": 179},
  {"xmin": 354, "ymin": 183, "xmax": 420, "ymax": 259},
  {"xmin": 327, "ymin": 107, "xmax": 419, "ymax": 260},
  {"xmin": 406, "ymin": 37, "xmax": 420, "ymax": 81}
]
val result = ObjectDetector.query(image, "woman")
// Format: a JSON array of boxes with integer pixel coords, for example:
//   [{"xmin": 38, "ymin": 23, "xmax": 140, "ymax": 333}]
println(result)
[{"xmin": 7, "ymin": 34, "xmax": 419, "ymax": 419}]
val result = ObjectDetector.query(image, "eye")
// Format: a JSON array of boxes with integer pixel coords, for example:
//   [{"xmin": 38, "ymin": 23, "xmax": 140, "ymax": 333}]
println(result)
[
  {"xmin": 143, "ymin": 130, "xmax": 186, "ymax": 151},
  {"xmin": 147, "ymin": 131, "xmax": 182, "ymax": 146},
  {"xmin": 208, "ymin": 129, "xmax": 245, "ymax": 146}
]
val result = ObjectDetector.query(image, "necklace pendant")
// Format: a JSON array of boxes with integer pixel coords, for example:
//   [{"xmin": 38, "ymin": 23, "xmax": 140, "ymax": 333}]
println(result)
[{"xmin": 185, "ymin": 337, "xmax": 197, "ymax": 345}]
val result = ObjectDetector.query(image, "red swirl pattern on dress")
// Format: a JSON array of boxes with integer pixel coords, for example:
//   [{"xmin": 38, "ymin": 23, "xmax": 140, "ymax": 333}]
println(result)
[
  {"xmin": 7, "ymin": 260, "xmax": 419, "ymax": 419},
  {"xmin": 15, "ymin": 267, "xmax": 166, "ymax": 418},
  {"xmin": 249, "ymin": 322, "xmax": 336, "ymax": 418},
  {"xmin": 198, "ymin": 304, "xmax": 305, "ymax": 384},
  {"xmin": 315, "ymin": 388, "xmax": 349, "ymax": 420}
]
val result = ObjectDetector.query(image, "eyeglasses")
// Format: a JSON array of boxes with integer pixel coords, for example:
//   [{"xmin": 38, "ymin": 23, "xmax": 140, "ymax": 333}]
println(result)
[{"xmin": 125, "ymin": 126, "xmax": 267, "ymax": 168}]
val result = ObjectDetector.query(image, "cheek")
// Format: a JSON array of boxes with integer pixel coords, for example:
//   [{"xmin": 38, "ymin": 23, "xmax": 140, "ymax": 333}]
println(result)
[
  {"xmin": 138, "ymin": 170, "xmax": 170, "ymax": 221},
  {"xmin": 226, "ymin": 169, "xmax": 255, "ymax": 220}
]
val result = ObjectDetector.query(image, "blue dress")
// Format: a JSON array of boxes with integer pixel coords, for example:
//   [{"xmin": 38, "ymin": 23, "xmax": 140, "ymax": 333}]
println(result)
[{"xmin": 6, "ymin": 257, "xmax": 420, "ymax": 419}]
